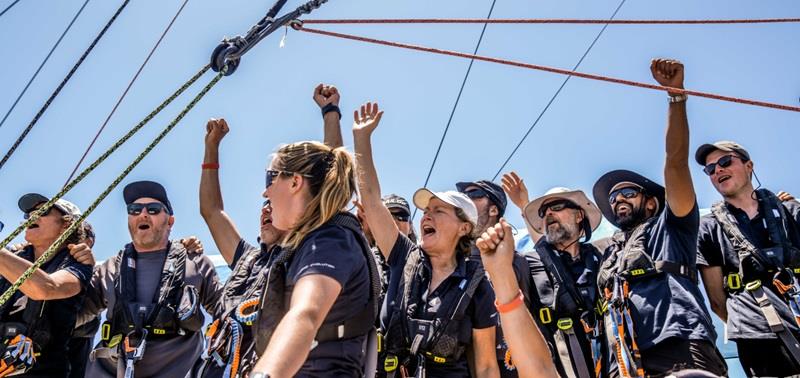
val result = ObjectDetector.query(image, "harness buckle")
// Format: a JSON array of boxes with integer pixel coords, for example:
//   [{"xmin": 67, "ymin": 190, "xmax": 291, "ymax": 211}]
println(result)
[
  {"xmin": 383, "ymin": 355, "xmax": 398, "ymax": 372},
  {"xmin": 101, "ymin": 323, "xmax": 111, "ymax": 341},
  {"xmin": 425, "ymin": 352, "xmax": 446, "ymax": 364},
  {"xmin": 745, "ymin": 280, "xmax": 762, "ymax": 292},
  {"xmin": 556, "ymin": 318, "xmax": 573, "ymax": 331},
  {"xmin": 538, "ymin": 307, "xmax": 552, "ymax": 324},
  {"xmin": 726, "ymin": 273, "xmax": 742, "ymax": 290},
  {"xmin": 629, "ymin": 268, "xmax": 646, "ymax": 277}
]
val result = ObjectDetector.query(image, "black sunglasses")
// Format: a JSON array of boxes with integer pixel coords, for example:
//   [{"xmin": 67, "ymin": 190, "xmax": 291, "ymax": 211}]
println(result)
[
  {"xmin": 23, "ymin": 206, "xmax": 53, "ymax": 220},
  {"xmin": 538, "ymin": 199, "xmax": 579, "ymax": 218},
  {"xmin": 265, "ymin": 169, "xmax": 313, "ymax": 189},
  {"xmin": 464, "ymin": 188, "xmax": 488, "ymax": 199},
  {"xmin": 608, "ymin": 187, "xmax": 643, "ymax": 206},
  {"xmin": 127, "ymin": 202, "xmax": 168, "ymax": 216},
  {"xmin": 390, "ymin": 211, "xmax": 410, "ymax": 222},
  {"xmin": 703, "ymin": 154, "xmax": 745, "ymax": 176}
]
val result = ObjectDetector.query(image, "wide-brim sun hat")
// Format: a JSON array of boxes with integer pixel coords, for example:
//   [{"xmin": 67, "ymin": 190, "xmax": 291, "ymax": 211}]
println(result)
[
  {"xmin": 523, "ymin": 187, "xmax": 602, "ymax": 234},
  {"xmin": 592, "ymin": 169, "xmax": 665, "ymax": 228}
]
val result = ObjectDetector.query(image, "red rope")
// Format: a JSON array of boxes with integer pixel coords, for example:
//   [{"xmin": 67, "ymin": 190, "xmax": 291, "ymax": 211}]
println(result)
[
  {"xmin": 294, "ymin": 24, "xmax": 800, "ymax": 113},
  {"xmin": 301, "ymin": 18, "xmax": 800, "ymax": 25}
]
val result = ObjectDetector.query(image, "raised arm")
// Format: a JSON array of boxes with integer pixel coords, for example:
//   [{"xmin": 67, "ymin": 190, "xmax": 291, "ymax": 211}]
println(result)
[
  {"xmin": 315, "ymin": 84, "xmax": 343, "ymax": 148},
  {"xmin": 501, "ymin": 171, "xmax": 542, "ymax": 243},
  {"xmin": 199, "ymin": 118, "xmax": 242, "ymax": 264},
  {"xmin": 477, "ymin": 219, "xmax": 558, "ymax": 378},
  {"xmin": 652, "ymin": 59, "xmax": 695, "ymax": 217},
  {"xmin": 0, "ymin": 245, "xmax": 87, "ymax": 300},
  {"xmin": 352, "ymin": 102, "xmax": 400, "ymax": 256}
]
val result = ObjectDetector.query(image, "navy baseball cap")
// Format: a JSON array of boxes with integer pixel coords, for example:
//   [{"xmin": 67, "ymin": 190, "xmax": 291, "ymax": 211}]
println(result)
[
  {"xmin": 456, "ymin": 180, "xmax": 507, "ymax": 217},
  {"xmin": 123, "ymin": 181, "xmax": 173, "ymax": 214}
]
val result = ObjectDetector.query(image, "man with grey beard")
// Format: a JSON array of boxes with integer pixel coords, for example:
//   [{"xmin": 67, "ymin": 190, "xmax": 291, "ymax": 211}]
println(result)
[{"xmin": 522, "ymin": 187, "xmax": 604, "ymax": 378}]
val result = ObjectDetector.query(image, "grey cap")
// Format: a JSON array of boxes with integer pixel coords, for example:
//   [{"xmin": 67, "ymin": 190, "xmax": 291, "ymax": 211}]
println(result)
[
  {"xmin": 18, "ymin": 193, "xmax": 82, "ymax": 217},
  {"xmin": 695, "ymin": 140, "xmax": 751, "ymax": 166}
]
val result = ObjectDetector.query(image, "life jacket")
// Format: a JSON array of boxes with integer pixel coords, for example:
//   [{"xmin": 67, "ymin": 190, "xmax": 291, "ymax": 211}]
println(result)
[
  {"xmin": 0, "ymin": 246, "xmax": 72, "ymax": 373},
  {"xmin": 530, "ymin": 239, "xmax": 602, "ymax": 378},
  {"xmin": 97, "ymin": 241, "xmax": 204, "ymax": 352},
  {"xmin": 382, "ymin": 248, "xmax": 485, "ymax": 374},
  {"xmin": 711, "ymin": 188, "xmax": 800, "ymax": 291},
  {"xmin": 252, "ymin": 212, "xmax": 381, "ymax": 357}
]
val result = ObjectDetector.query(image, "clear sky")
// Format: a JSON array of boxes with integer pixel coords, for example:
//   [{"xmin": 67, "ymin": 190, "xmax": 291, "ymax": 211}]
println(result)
[{"xmin": 1, "ymin": 0, "xmax": 798, "ymax": 263}]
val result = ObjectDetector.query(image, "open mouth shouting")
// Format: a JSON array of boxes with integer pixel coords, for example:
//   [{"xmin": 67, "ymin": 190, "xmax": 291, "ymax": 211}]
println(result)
[{"xmin": 717, "ymin": 174, "xmax": 732, "ymax": 184}]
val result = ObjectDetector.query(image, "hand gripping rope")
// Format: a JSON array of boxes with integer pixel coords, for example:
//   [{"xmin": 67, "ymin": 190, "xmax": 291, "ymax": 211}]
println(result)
[{"xmin": 0, "ymin": 0, "xmax": 332, "ymax": 308}]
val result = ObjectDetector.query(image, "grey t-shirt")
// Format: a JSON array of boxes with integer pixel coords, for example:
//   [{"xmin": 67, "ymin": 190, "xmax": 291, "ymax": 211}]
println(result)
[
  {"xmin": 80, "ymin": 241, "xmax": 222, "ymax": 378},
  {"xmin": 135, "ymin": 249, "xmax": 167, "ymax": 303}
]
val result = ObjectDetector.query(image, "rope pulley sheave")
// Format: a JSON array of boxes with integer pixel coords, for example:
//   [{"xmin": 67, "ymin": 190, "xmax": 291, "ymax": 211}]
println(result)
[{"xmin": 209, "ymin": 0, "xmax": 328, "ymax": 76}]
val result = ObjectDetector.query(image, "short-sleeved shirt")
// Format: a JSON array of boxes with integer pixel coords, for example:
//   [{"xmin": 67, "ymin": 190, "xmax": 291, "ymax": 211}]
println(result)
[
  {"xmin": 602, "ymin": 204, "xmax": 717, "ymax": 350},
  {"xmin": 285, "ymin": 222, "xmax": 371, "ymax": 377},
  {"xmin": 82, "ymin": 241, "xmax": 222, "ymax": 378},
  {"xmin": 385, "ymin": 234, "xmax": 496, "ymax": 377},
  {"xmin": 697, "ymin": 199, "xmax": 800, "ymax": 340},
  {"xmin": 0, "ymin": 246, "xmax": 92, "ymax": 376}
]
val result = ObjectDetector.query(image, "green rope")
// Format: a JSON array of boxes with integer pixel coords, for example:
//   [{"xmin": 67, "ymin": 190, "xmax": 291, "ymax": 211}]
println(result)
[
  {"xmin": 0, "ymin": 67, "xmax": 225, "ymax": 307},
  {"xmin": 0, "ymin": 65, "xmax": 210, "ymax": 251}
]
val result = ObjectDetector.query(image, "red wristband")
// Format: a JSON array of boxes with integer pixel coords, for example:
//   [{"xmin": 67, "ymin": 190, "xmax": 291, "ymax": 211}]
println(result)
[
  {"xmin": 202, "ymin": 162, "xmax": 219, "ymax": 170},
  {"xmin": 495, "ymin": 290, "xmax": 524, "ymax": 313}
]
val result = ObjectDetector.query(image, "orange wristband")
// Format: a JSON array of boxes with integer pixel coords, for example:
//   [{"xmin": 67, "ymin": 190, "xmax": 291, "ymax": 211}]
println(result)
[
  {"xmin": 495, "ymin": 290, "xmax": 524, "ymax": 313},
  {"xmin": 202, "ymin": 162, "xmax": 219, "ymax": 170}
]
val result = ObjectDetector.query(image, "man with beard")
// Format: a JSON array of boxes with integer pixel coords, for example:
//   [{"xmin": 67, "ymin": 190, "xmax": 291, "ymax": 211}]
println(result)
[
  {"xmin": 695, "ymin": 141, "xmax": 800, "ymax": 377},
  {"xmin": 523, "ymin": 187, "xmax": 604, "ymax": 378},
  {"xmin": 457, "ymin": 179, "xmax": 533, "ymax": 377},
  {"xmin": 81, "ymin": 181, "xmax": 222, "ymax": 378},
  {"xmin": 591, "ymin": 59, "xmax": 726, "ymax": 377}
]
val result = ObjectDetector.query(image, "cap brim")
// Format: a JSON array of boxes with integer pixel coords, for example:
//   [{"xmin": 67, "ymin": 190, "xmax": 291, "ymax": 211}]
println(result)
[
  {"xmin": 524, "ymin": 190, "xmax": 602, "ymax": 234},
  {"xmin": 412, "ymin": 188, "xmax": 436, "ymax": 211},
  {"xmin": 695, "ymin": 143, "xmax": 723, "ymax": 166},
  {"xmin": 593, "ymin": 170, "xmax": 665, "ymax": 228},
  {"xmin": 18, "ymin": 193, "xmax": 49, "ymax": 213}
]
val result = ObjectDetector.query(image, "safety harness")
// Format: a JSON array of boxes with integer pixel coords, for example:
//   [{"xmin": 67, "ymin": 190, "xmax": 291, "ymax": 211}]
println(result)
[
  {"xmin": 382, "ymin": 249, "xmax": 485, "ymax": 377},
  {"xmin": 532, "ymin": 239, "xmax": 603, "ymax": 378},
  {"xmin": 91, "ymin": 241, "xmax": 203, "ymax": 378},
  {"xmin": 597, "ymin": 217, "xmax": 697, "ymax": 378},
  {"xmin": 0, "ymin": 246, "xmax": 72, "ymax": 376},
  {"xmin": 711, "ymin": 189, "xmax": 800, "ymax": 364}
]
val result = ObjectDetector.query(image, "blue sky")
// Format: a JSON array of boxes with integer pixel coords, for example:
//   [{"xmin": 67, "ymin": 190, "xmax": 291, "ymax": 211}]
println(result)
[{"xmin": 1, "ymin": 0, "xmax": 798, "ymax": 264}]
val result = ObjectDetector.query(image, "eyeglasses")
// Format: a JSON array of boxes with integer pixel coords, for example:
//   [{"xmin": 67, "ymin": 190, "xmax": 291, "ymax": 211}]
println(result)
[
  {"xmin": 127, "ymin": 202, "xmax": 168, "ymax": 216},
  {"xmin": 703, "ymin": 154, "xmax": 745, "ymax": 176},
  {"xmin": 23, "ymin": 206, "xmax": 52, "ymax": 220},
  {"xmin": 464, "ymin": 188, "xmax": 488, "ymax": 199},
  {"xmin": 537, "ymin": 200, "xmax": 579, "ymax": 218},
  {"xmin": 265, "ymin": 170, "xmax": 313, "ymax": 189},
  {"xmin": 608, "ymin": 187, "xmax": 643, "ymax": 206},
  {"xmin": 390, "ymin": 211, "xmax": 410, "ymax": 222}
]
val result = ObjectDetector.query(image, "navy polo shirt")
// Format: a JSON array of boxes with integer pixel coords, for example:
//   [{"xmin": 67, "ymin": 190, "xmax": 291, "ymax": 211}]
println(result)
[
  {"xmin": 602, "ymin": 204, "xmax": 717, "ymax": 350},
  {"xmin": 697, "ymin": 199, "xmax": 800, "ymax": 340},
  {"xmin": 0, "ymin": 246, "xmax": 91, "ymax": 376},
  {"xmin": 385, "ymin": 234, "xmax": 496, "ymax": 377},
  {"xmin": 285, "ymin": 222, "xmax": 371, "ymax": 377}
]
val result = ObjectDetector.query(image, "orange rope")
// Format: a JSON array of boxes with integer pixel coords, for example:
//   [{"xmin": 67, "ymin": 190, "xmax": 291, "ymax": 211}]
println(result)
[
  {"xmin": 302, "ymin": 18, "xmax": 800, "ymax": 25},
  {"xmin": 293, "ymin": 23, "xmax": 800, "ymax": 113}
]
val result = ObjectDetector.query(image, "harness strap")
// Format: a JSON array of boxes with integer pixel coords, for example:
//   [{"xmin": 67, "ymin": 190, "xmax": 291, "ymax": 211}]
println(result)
[
  {"xmin": 553, "ymin": 318, "xmax": 592, "ymax": 378},
  {"xmin": 748, "ymin": 281, "xmax": 800, "ymax": 365}
]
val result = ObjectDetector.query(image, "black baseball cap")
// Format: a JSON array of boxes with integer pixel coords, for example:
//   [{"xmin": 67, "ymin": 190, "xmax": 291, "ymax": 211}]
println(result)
[
  {"xmin": 123, "ymin": 180, "xmax": 173, "ymax": 214},
  {"xmin": 456, "ymin": 180, "xmax": 507, "ymax": 217},
  {"xmin": 382, "ymin": 194, "xmax": 410, "ymax": 216}
]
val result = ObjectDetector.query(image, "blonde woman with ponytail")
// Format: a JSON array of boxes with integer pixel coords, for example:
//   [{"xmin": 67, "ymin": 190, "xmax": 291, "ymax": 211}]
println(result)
[{"xmin": 251, "ymin": 140, "xmax": 378, "ymax": 377}]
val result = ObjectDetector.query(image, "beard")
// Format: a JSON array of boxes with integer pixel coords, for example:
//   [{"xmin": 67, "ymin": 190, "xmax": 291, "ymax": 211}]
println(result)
[
  {"xmin": 615, "ymin": 202, "xmax": 648, "ymax": 231},
  {"xmin": 476, "ymin": 207, "xmax": 491, "ymax": 234},
  {"xmin": 544, "ymin": 218, "xmax": 580, "ymax": 246}
]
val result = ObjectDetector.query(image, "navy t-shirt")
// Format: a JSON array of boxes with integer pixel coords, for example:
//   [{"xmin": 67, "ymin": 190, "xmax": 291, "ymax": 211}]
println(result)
[
  {"xmin": 697, "ymin": 200, "xmax": 800, "ymax": 340},
  {"xmin": 602, "ymin": 204, "xmax": 717, "ymax": 349},
  {"xmin": 0, "ymin": 246, "xmax": 92, "ymax": 376},
  {"xmin": 385, "ymin": 234, "xmax": 496, "ymax": 377},
  {"xmin": 285, "ymin": 222, "xmax": 371, "ymax": 377}
]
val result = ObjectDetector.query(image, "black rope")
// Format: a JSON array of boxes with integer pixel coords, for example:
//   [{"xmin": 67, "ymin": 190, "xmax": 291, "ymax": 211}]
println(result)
[
  {"xmin": 411, "ymin": 0, "xmax": 498, "ymax": 221},
  {"xmin": 0, "ymin": 0, "xmax": 21, "ymax": 18},
  {"xmin": 491, "ymin": 0, "xmax": 627, "ymax": 180},
  {"xmin": 0, "ymin": 0, "xmax": 130, "ymax": 173},
  {"xmin": 64, "ymin": 0, "xmax": 191, "ymax": 185},
  {"xmin": 0, "ymin": 0, "xmax": 90, "ymax": 131}
]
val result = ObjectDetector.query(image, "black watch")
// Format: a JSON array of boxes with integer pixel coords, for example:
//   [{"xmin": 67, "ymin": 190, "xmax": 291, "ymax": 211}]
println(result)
[{"xmin": 321, "ymin": 103, "xmax": 341, "ymax": 120}]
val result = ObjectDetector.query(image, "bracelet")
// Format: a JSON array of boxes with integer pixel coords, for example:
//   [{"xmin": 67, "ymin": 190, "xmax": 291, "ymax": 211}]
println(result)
[
  {"xmin": 495, "ymin": 290, "xmax": 524, "ymax": 313},
  {"xmin": 202, "ymin": 162, "xmax": 219, "ymax": 170},
  {"xmin": 321, "ymin": 103, "xmax": 341, "ymax": 120},
  {"xmin": 668, "ymin": 94, "xmax": 688, "ymax": 104}
]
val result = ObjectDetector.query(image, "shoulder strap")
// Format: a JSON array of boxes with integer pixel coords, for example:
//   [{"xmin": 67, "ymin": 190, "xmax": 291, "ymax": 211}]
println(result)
[
  {"xmin": 711, "ymin": 200, "xmax": 772, "ymax": 274},
  {"xmin": 534, "ymin": 239, "xmax": 589, "ymax": 316},
  {"xmin": 757, "ymin": 189, "xmax": 794, "ymax": 252},
  {"xmin": 21, "ymin": 248, "xmax": 74, "ymax": 346}
]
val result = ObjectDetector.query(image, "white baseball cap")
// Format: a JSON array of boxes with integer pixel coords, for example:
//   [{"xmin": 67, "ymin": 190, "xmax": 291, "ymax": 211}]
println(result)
[{"xmin": 412, "ymin": 188, "xmax": 478, "ymax": 226}]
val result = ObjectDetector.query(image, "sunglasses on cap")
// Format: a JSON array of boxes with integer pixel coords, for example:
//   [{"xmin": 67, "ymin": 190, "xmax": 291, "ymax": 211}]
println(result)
[
  {"xmin": 127, "ymin": 202, "xmax": 168, "ymax": 216},
  {"xmin": 23, "ymin": 206, "xmax": 53, "ymax": 220},
  {"xmin": 265, "ymin": 170, "xmax": 313, "ymax": 189},
  {"xmin": 390, "ymin": 211, "xmax": 410, "ymax": 222},
  {"xmin": 608, "ymin": 187, "xmax": 643, "ymax": 206},
  {"xmin": 703, "ymin": 154, "xmax": 746, "ymax": 176},
  {"xmin": 464, "ymin": 188, "xmax": 488, "ymax": 199},
  {"xmin": 537, "ymin": 199, "xmax": 580, "ymax": 218}
]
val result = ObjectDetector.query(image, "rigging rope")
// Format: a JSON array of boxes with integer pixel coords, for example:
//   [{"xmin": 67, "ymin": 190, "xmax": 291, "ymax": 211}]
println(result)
[
  {"xmin": 301, "ymin": 17, "xmax": 800, "ymax": 25},
  {"xmin": 412, "ymin": 0, "xmax": 497, "ymax": 222},
  {"xmin": 0, "ymin": 0, "xmax": 131, "ymax": 173},
  {"xmin": 292, "ymin": 23, "xmax": 800, "ymax": 113},
  {"xmin": 63, "ymin": 0, "xmax": 191, "ymax": 185},
  {"xmin": 0, "ymin": 0, "xmax": 91, "ymax": 130},
  {"xmin": 492, "ymin": 0, "xmax": 626, "ymax": 180},
  {"xmin": 0, "ymin": 0, "xmax": 21, "ymax": 18}
]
